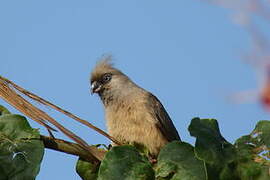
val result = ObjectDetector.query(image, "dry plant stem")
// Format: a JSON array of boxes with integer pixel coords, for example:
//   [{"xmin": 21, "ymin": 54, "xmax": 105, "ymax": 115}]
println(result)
[
  {"xmin": 0, "ymin": 77, "xmax": 91, "ymax": 152},
  {"xmin": 0, "ymin": 76, "xmax": 121, "ymax": 146},
  {"xmin": 40, "ymin": 135, "xmax": 106, "ymax": 163},
  {"xmin": 0, "ymin": 82, "xmax": 55, "ymax": 131}
]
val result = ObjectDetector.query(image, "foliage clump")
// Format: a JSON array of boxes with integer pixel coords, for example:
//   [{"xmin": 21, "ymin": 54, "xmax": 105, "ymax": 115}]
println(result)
[{"xmin": 0, "ymin": 105, "xmax": 269, "ymax": 180}]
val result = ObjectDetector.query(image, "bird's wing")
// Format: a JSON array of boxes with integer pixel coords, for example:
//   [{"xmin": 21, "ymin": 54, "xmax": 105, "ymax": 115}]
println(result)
[{"xmin": 146, "ymin": 93, "xmax": 181, "ymax": 141}]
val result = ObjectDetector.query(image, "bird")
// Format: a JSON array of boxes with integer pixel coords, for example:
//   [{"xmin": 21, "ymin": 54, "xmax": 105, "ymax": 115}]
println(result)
[{"xmin": 90, "ymin": 57, "xmax": 180, "ymax": 156}]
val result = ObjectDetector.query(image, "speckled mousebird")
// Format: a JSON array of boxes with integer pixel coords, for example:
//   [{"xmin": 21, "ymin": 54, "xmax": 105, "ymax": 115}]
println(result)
[{"xmin": 90, "ymin": 57, "xmax": 180, "ymax": 156}]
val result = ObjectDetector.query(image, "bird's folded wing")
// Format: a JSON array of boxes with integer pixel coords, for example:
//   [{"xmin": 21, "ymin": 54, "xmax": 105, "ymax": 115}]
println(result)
[{"xmin": 146, "ymin": 93, "xmax": 181, "ymax": 142}]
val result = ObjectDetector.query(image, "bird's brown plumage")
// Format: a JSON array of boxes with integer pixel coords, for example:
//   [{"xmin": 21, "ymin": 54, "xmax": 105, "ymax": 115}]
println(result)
[{"xmin": 90, "ymin": 57, "xmax": 180, "ymax": 156}]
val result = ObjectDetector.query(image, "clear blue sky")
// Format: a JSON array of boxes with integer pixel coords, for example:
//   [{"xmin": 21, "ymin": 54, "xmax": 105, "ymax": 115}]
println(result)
[{"xmin": 0, "ymin": 1, "xmax": 268, "ymax": 179}]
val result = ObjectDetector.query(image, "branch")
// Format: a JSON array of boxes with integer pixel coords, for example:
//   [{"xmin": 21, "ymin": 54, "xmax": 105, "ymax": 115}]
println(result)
[
  {"xmin": 0, "ymin": 76, "xmax": 121, "ymax": 152},
  {"xmin": 40, "ymin": 135, "xmax": 106, "ymax": 163},
  {"xmin": 0, "ymin": 77, "xmax": 91, "ymax": 153}
]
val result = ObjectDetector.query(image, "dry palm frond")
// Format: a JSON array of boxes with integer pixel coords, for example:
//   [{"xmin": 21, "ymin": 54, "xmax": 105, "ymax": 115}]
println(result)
[{"xmin": 0, "ymin": 76, "xmax": 121, "ymax": 152}]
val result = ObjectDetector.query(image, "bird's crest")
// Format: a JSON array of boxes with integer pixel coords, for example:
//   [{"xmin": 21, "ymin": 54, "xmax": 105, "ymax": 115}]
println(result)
[{"xmin": 91, "ymin": 55, "xmax": 122, "ymax": 83}]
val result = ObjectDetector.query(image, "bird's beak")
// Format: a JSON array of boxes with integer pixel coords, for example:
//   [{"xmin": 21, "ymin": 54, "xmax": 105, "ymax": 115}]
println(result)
[{"xmin": 91, "ymin": 81, "xmax": 102, "ymax": 94}]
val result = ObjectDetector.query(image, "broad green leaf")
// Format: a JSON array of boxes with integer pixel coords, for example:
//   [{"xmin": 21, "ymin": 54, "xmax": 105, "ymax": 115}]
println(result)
[
  {"xmin": 234, "ymin": 121, "xmax": 270, "ymax": 180},
  {"xmin": 188, "ymin": 118, "xmax": 235, "ymax": 164},
  {"xmin": 0, "ymin": 113, "xmax": 44, "ymax": 180},
  {"xmin": 218, "ymin": 163, "xmax": 240, "ymax": 180},
  {"xmin": 0, "ymin": 105, "xmax": 10, "ymax": 115},
  {"xmin": 255, "ymin": 166, "xmax": 270, "ymax": 180},
  {"xmin": 76, "ymin": 158, "xmax": 99, "ymax": 180},
  {"xmin": 97, "ymin": 145, "xmax": 154, "ymax": 180},
  {"xmin": 235, "ymin": 160, "xmax": 261, "ymax": 180},
  {"xmin": 234, "ymin": 135, "xmax": 256, "ymax": 162},
  {"xmin": 156, "ymin": 141, "xmax": 206, "ymax": 180},
  {"xmin": 252, "ymin": 120, "xmax": 270, "ymax": 148},
  {"xmin": 188, "ymin": 118, "xmax": 236, "ymax": 179}
]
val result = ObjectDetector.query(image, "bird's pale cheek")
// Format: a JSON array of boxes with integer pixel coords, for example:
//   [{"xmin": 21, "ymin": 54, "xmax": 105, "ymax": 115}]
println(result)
[{"xmin": 91, "ymin": 81, "xmax": 102, "ymax": 94}]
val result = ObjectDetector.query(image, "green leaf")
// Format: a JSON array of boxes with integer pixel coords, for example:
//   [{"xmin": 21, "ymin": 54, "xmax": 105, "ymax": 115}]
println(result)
[
  {"xmin": 188, "ymin": 118, "xmax": 236, "ymax": 179},
  {"xmin": 252, "ymin": 120, "xmax": 270, "ymax": 148},
  {"xmin": 218, "ymin": 163, "xmax": 240, "ymax": 180},
  {"xmin": 97, "ymin": 145, "xmax": 154, "ymax": 180},
  {"xmin": 0, "ymin": 113, "xmax": 44, "ymax": 180},
  {"xmin": 234, "ymin": 135, "xmax": 256, "ymax": 162},
  {"xmin": 188, "ymin": 118, "xmax": 235, "ymax": 164},
  {"xmin": 255, "ymin": 166, "xmax": 270, "ymax": 180},
  {"xmin": 236, "ymin": 160, "xmax": 261, "ymax": 180},
  {"xmin": 234, "ymin": 121, "xmax": 270, "ymax": 180},
  {"xmin": 156, "ymin": 141, "xmax": 206, "ymax": 180},
  {"xmin": 0, "ymin": 105, "xmax": 10, "ymax": 115},
  {"xmin": 76, "ymin": 158, "xmax": 99, "ymax": 180}
]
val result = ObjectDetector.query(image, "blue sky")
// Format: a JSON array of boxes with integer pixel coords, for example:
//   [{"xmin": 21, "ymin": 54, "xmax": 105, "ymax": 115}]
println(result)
[{"xmin": 0, "ymin": 1, "xmax": 268, "ymax": 179}]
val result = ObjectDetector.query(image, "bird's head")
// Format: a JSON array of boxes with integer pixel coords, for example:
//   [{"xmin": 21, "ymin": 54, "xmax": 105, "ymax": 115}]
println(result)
[{"xmin": 90, "ymin": 56, "xmax": 129, "ymax": 97}]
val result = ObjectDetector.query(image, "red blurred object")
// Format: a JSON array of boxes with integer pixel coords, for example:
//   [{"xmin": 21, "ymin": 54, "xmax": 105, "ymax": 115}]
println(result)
[
  {"xmin": 260, "ymin": 65, "xmax": 270, "ymax": 110},
  {"xmin": 203, "ymin": 0, "xmax": 270, "ymax": 112},
  {"xmin": 261, "ymin": 88, "xmax": 270, "ymax": 110}
]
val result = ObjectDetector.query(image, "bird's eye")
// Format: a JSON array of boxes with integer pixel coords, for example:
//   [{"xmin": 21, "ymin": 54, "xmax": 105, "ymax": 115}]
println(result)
[{"xmin": 102, "ymin": 73, "xmax": 112, "ymax": 83}]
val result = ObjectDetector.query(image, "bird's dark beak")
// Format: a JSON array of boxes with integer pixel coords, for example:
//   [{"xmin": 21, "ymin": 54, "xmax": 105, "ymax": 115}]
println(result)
[{"xmin": 91, "ymin": 81, "xmax": 102, "ymax": 94}]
